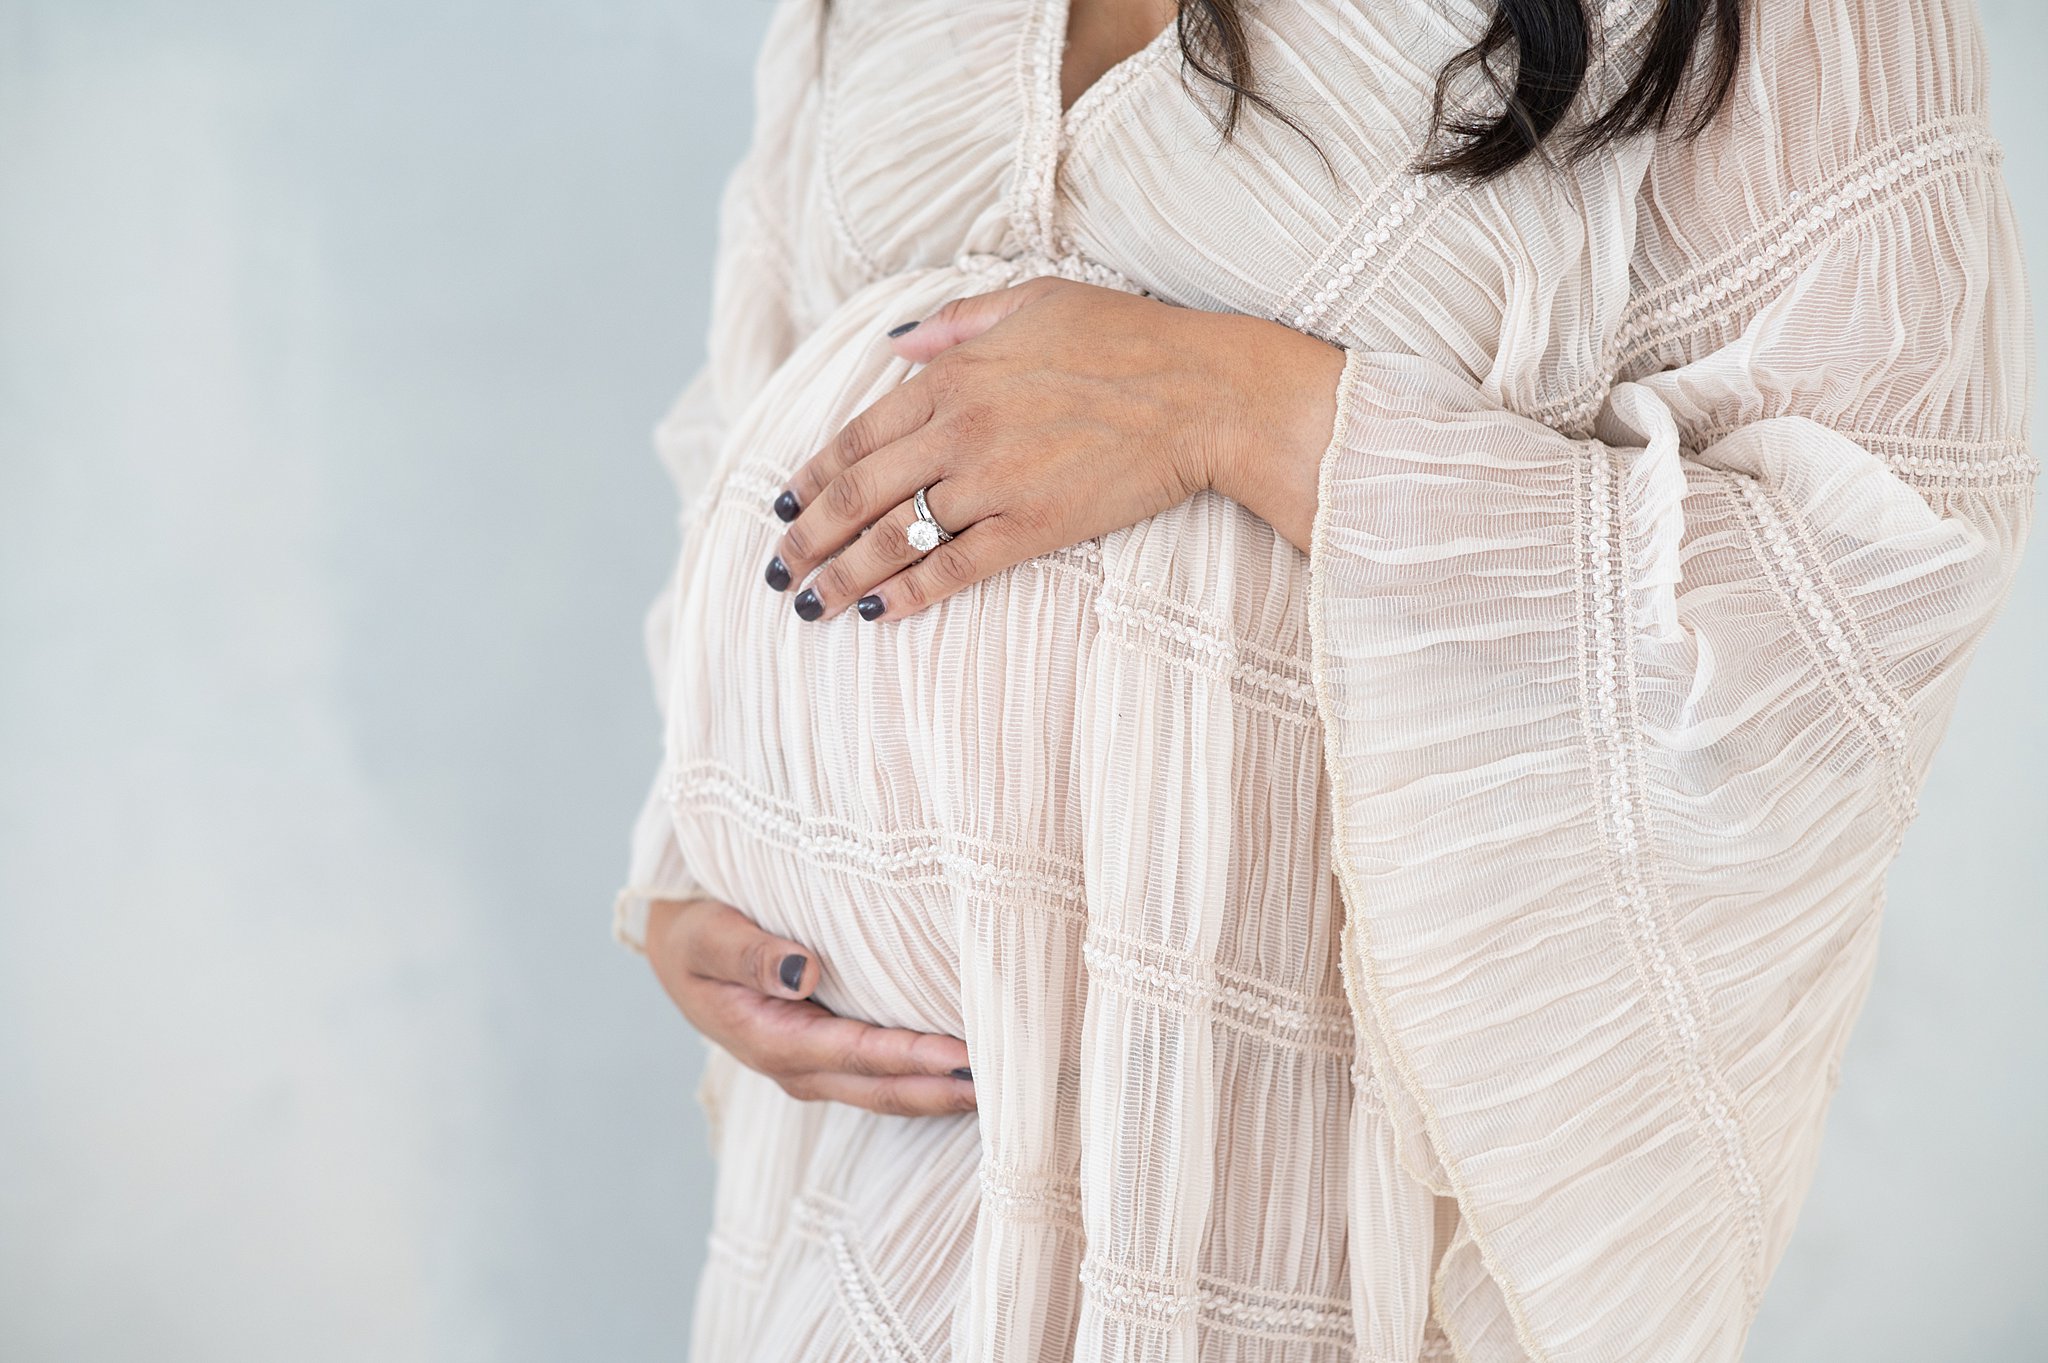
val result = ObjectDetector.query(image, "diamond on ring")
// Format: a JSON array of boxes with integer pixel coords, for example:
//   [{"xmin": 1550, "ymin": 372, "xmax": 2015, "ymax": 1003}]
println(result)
[{"xmin": 907, "ymin": 486, "xmax": 953, "ymax": 554}]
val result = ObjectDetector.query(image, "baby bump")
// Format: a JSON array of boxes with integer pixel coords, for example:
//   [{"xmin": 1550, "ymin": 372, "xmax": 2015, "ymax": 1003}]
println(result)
[{"xmin": 660, "ymin": 263, "xmax": 1100, "ymax": 1037}]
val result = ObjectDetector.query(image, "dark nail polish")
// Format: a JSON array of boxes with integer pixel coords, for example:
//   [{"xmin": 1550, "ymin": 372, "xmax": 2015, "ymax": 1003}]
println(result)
[
  {"xmin": 856, "ymin": 594, "xmax": 885, "ymax": 621},
  {"xmin": 778, "ymin": 953, "xmax": 807, "ymax": 992},
  {"xmin": 773, "ymin": 489, "xmax": 801, "ymax": 522},
  {"xmin": 764, "ymin": 555, "xmax": 791, "ymax": 591},
  {"xmin": 793, "ymin": 588, "xmax": 823, "ymax": 621},
  {"xmin": 950, "ymin": 1067, "xmax": 974, "ymax": 1081},
  {"xmin": 886, "ymin": 320, "xmax": 920, "ymax": 338}
]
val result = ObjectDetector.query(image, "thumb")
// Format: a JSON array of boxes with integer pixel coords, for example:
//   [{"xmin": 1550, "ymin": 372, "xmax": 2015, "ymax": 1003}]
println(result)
[
  {"xmin": 885, "ymin": 279, "xmax": 1054, "ymax": 363},
  {"xmin": 673, "ymin": 898, "xmax": 822, "ymax": 1001}
]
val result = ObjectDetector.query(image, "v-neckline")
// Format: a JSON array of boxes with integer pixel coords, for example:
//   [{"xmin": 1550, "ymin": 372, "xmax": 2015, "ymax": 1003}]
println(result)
[
  {"xmin": 1010, "ymin": 0, "xmax": 1178, "ymax": 259},
  {"xmin": 1049, "ymin": 0, "xmax": 1178, "ymax": 133}
]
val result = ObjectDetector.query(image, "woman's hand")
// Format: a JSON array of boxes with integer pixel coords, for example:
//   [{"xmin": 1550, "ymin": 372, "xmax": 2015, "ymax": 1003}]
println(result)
[
  {"xmin": 644, "ymin": 896, "xmax": 977, "ymax": 1117},
  {"xmin": 763, "ymin": 278, "xmax": 1342, "ymax": 621}
]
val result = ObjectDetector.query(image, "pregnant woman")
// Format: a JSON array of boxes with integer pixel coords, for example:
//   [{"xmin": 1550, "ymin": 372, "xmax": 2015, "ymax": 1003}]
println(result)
[{"xmin": 612, "ymin": 1, "xmax": 2033, "ymax": 1358}]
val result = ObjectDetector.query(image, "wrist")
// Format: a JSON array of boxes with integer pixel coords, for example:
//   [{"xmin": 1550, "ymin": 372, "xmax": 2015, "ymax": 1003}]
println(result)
[{"xmin": 1203, "ymin": 314, "xmax": 1344, "ymax": 551}]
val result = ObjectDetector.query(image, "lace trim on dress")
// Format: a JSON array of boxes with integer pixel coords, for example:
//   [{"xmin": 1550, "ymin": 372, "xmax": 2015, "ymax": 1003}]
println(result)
[
  {"xmin": 706, "ymin": 1230, "xmax": 773, "ymax": 1286},
  {"xmin": 1083, "ymin": 926, "xmax": 1356, "ymax": 1057},
  {"xmin": 795, "ymin": 1191, "xmax": 932, "ymax": 1363},
  {"xmin": 1696, "ymin": 430, "xmax": 2041, "ymax": 491},
  {"xmin": 1189, "ymin": 1280, "xmax": 1356, "ymax": 1348},
  {"xmin": 665, "ymin": 760, "xmax": 1090, "ymax": 920},
  {"xmin": 1618, "ymin": 117, "xmax": 2002, "ymax": 362},
  {"xmin": 1580, "ymin": 444, "xmax": 1769, "ymax": 1309},
  {"xmin": 1077, "ymin": 1258, "xmax": 1364, "ymax": 1349},
  {"xmin": 1009, "ymin": 0, "xmax": 1066, "ymax": 257},
  {"xmin": 954, "ymin": 247, "xmax": 1152, "ymax": 296},
  {"xmin": 1719, "ymin": 469, "xmax": 1918, "ymax": 840},
  {"xmin": 1535, "ymin": 116, "xmax": 2006, "ymax": 434},
  {"xmin": 978, "ymin": 1160, "xmax": 1085, "ymax": 1232},
  {"xmin": 1094, "ymin": 580, "xmax": 1319, "ymax": 727},
  {"xmin": 1281, "ymin": 175, "xmax": 1437, "ymax": 339}
]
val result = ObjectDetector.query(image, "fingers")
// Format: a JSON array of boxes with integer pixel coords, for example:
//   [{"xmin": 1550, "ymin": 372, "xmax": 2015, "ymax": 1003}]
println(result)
[
  {"xmin": 784, "ymin": 1069, "xmax": 978, "ymax": 1117},
  {"xmin": 650, "ymin": 900, "xmax": 971, "ymax": 1076},
  {"xmin": 771, "ymin": 1009, "xmax": 976, "ymax": 1116},
  {"xmin": 855, "ymin": 517, "xmax": 1022, "ymax": 622},
  {"xmin": 647, "ymin": 900, "xmax": 978, "ymax": 1119},
  {"xmin": 769, "ymin": 426, "xmax": 960, "ymax": 607},
  {"xmin": 687, "ymin": 982, "xmax": 976, "ymax": 1115},
  {"xmin": 885, "ymin": 278, "xmax": 1061, "ymax": 365},
  {"xmin": 773, "ymin": 380, "xmax": 934, "ymax": 534},
  {"xmin": 765, "ymin": 278, "xmax": 1073, "ymax": 622},
  {"xmin": 791, "ymin": 1008, "xmax": 971, "ymax": 1079},
  {"xmin": 663, "ymin": 897, "xmax": 820, "ymax": 999},
  {"xmin": 793, "ymin": 483, "xmax": 976, "ymax": 621}
]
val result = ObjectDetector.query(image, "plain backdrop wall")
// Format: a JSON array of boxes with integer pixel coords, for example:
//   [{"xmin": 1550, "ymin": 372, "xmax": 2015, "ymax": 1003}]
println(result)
[{"xmin": 0, "ymin": 2, "xmax": 2041, "ymax": 1359}]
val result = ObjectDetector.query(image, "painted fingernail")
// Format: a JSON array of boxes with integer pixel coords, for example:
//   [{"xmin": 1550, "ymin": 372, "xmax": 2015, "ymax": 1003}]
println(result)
[
  {"xmin": 773, "ymin": 489, "xmax": 801, "ymax": 522},
  {"xmin": 856, "ymin": 594, "xmax": 885, "ymax": 621},
  {"xmin": 951, "ymin": 1067, "xmax": 974, "ymax": 1081},
  {"xmin": 778, "ymin": 953, "xmax": 807, "ymax": 992},
  {"xmin": 886, "ymin": 320, "xmax": 920, "ymax": 338},
  {"xmin": 764, "ymin": 555, "xmax": 791, "ymax": 591},
  {"xmin": 793, "ymin": 588, "xmax": 823, "ymax": 621}
]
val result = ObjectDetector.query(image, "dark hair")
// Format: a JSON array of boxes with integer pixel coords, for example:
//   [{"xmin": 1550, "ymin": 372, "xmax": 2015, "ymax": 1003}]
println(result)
[
  {"xmin": 1180, "ymin": 0, "xmax": 1743, "ymax": 180},
  {"xmin": 816, "ymin": 2, "xmax": 1743, "ymax": 184}
]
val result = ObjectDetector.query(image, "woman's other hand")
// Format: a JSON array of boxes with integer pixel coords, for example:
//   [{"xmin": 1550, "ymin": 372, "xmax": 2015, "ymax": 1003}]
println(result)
[
  {"xmin": 762, "ymin": 277, "xmax": 1341, "ymax": 622},
  {"xmin": 643, "ymin": 897, "xmax": 977, "ymax": 1117}
]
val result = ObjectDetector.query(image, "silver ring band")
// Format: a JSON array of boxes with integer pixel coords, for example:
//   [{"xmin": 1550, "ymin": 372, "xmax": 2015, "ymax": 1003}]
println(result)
[{"xmin": 906, "ymin": 486, "xmax": 955, "ymax": 554}]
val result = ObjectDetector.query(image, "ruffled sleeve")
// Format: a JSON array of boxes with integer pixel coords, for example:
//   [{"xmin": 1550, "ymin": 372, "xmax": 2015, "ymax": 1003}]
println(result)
[
  {"xmin": 1309, "ymin": 4, "xmax": 2034, "ymax": 1359},
  {"xmin": 611, "ymin": 0, "xmax": 823, "ymax": 953}
]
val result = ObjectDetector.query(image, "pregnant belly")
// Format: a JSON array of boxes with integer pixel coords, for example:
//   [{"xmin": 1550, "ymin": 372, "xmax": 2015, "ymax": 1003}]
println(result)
[{"xmin": 660, "ymin": 264, "xmax": 1100, "ymax": 1037}]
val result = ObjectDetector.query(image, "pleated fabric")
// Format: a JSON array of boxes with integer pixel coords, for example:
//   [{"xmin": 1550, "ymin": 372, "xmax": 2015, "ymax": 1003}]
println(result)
[{"xmin": 612, "ymin": 2, "xmax": 2036, "ymax": 1360}]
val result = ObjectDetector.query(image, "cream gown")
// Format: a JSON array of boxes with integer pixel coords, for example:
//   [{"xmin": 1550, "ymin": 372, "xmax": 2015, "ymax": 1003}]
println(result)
[{"xmin": 611, "ymin": 2, "xmax": 2035, "ymax": 1360}]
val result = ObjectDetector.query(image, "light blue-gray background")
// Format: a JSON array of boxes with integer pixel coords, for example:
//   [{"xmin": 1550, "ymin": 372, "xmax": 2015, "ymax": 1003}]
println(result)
[{"xmin": 0, "ymin": 3, "xmax": 2040, "ymax": 1359}]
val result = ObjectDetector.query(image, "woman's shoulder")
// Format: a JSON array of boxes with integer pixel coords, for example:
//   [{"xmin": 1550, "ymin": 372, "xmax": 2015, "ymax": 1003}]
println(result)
[{"xmin": 1632, "ymin": 0, "xmax": 1999, "ymax": 270}]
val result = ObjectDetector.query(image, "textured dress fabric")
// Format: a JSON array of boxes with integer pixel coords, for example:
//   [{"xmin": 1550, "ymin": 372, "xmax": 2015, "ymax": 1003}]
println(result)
[{"xmin": 610, "ymin": 1, "xmax": 2036, "ymax": 1359}]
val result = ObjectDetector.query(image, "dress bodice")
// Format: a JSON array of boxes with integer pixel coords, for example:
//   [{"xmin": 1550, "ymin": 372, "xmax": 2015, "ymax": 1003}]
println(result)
[{"xmin": 772, "ymin": 0, "xmax": 1642, "ymax": 421}]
